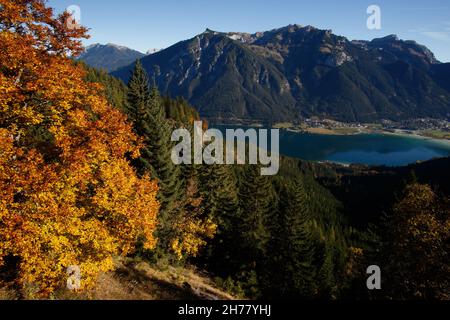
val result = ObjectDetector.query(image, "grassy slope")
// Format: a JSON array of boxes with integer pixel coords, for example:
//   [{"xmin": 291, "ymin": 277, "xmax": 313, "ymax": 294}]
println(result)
[{"xmin": 0, "ymin": 259, "xmax": 235, "ymax": 300}]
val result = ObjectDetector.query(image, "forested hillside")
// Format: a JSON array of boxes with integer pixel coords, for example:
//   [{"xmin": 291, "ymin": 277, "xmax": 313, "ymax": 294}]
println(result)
[{"xmin": 0, "ymin": 0, "xmax": 448, "ymax": 300}]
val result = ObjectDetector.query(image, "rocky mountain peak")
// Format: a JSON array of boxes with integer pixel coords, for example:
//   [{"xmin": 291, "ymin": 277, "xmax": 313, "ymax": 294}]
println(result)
[
  {"xmin": 369, "ymin": 34, "xmax": 439, "ymax": 67},
  {"xmin": 79, "ymin": 43, "xmax": 145, "ymax": 72},
  {"xmin": 112, "ymin": 25, "xmax": 450, "ymax": 123}
]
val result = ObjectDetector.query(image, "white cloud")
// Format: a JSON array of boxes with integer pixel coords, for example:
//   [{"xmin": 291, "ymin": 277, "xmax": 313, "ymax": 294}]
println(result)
[
  {"xmin": 420, "ymin": 31, "xmax": 450, "ymax": 42},
  {"xmin": 408, "ymin": 22, "xmax": 450, "ymax": 42}
]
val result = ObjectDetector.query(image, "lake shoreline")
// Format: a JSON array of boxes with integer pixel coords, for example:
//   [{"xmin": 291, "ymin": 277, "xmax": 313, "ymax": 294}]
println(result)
[
  {"xmin": 296, "ymin": 127, "xmax": 450, "ymax": 145},
  {"xmin": 250, "ymin": 122, "xmax": 450, "ymax": 144},
  {"xmin": 211, "ymin": 123, "xmax": 450, "ymax": 166},
  {"xmin": 213, "ymin": 124, "xmax": 450, "ymax": 144},
  {"xmin": 209, "ymin": 120, "xmax": 450, "ymax": 142}
]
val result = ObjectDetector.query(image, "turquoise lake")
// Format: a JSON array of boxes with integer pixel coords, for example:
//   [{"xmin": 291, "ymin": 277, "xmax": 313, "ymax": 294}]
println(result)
[{"xmin": 211, "ymin": 125, "xmax": 450, "ymax": 166}]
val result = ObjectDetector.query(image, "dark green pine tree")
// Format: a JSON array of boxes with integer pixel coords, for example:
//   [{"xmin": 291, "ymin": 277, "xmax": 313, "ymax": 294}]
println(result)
[
  {"xmin": 200, "ymin": 164, "xmax": 242, "ymax": 274},
  {"xmin": 237, "ymin": 165, "xmax": 274, "ymax": 270},
  {"xmin": 264, "ymin": 179, "xmax": 316, "ymax": 299},
  {"xmin": 317, "ymin": 242, "xmax": 337, "ymax": 298},
  {"xmin": 126, "ymin": 60, "xmax": 184, "ymax": 255},
  {"xmin": 145, "ymin": 86, "xmax": 184, "ymax": 207},
  {"xmin": 126, "ymin": 60, "xmax": 153, "ymax": 176},
  {"xmin": 200, "ymin": 165, "xmax": 239, "ymax": 222}
]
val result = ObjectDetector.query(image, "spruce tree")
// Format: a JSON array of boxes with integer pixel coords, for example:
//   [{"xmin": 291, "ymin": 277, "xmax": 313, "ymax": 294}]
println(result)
[
  {"xmin": 126, "ymin": 60, "xmax": 184, "ymax": 256},
  {"xmin": 200, "ymin": 164, "xmax": 242, "ymax": 274},
  {"xmin": 237, "ymin": 165, "xmax": 274, "ymax": 269},
  {"xmin": 264, "ymin": 179, "xmax": 316, "ymax": 298},
  {"xmin": 317, "ymin": 242, "xmax": 337, "ymax": 298},
  {"xmin": 126, "ymin": 60, "xmax": 153, "ymax": 175}
]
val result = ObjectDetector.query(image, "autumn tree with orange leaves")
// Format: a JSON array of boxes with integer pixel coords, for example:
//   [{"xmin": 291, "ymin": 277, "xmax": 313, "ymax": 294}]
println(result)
[{"xmin": 0, "ymin": 0, "xmax": 159, "ymax": 296}]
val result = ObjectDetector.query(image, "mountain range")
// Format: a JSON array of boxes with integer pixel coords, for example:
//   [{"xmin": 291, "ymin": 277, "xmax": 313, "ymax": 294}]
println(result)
[
  {"xmin": 107, "ymin": 25, "xmax": 450, "ymax": 123},
  {"xmin": 79, "ymin": 43, "xmax": 146, "ymax": 72}
]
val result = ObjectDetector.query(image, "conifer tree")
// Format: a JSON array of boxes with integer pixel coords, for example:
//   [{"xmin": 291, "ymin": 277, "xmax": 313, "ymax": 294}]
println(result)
[
  {"xmin": 126, "ymin": 60, "xmax": 153, "ymax": 176},
  {"xmin": 317, "ymin": 242, "xmax": 337, "ymax": 298},
  {"xmin": 200, "ymin": 164, "xmax": 242, "ymax": 273},
  {"xmin": 126, "ymin": 61, "xmax": 184, "ymax": 255},
  {"xmin": 146, "ymin": 86, "xmax": 184, "ymax": 208},
  {"xmin": 264, "ymin": 179, "xmax": 316, "ymax": 298},
  {"xmin": 237, "ymin": 165, "xmax": 274, "ymax": 268}
]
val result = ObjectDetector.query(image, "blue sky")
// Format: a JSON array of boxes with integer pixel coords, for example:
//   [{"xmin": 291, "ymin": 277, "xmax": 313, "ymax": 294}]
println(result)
[{"xmin": 48, "ymin": 0, "xmax": 450, "ymax": 62}]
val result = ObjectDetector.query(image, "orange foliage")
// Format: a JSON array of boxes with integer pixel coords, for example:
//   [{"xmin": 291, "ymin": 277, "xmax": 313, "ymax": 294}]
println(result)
[{"xmin": 0, "ymin": 0, "xmax": 159, "ymax": 296}]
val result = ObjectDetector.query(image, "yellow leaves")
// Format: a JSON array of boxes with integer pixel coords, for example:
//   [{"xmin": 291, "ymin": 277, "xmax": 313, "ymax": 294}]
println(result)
[
  {"xmin": 390, "ymin": 182, "xmax": 450, "ymax": 259},
  {"xmin": 10, "ymin": 102, "xmax": 44, "ymax": 126},
  {"xmin": 92, "ymin": 177, "xmax": 159, "ymax": 251},
  {"xmin": 0, "ymin": 0, "xmax": 160, "ymax": 296},
  {"xmin": 394, "ymin": 184, "xmax": 436, "ymax": 216},
  {"xmin": 383, "ymin": 183, "xmax": 450, "ymax": 299},
  {"xmin": 0, "ymin": 139, "xmax": 160, "ymax": 294},
  {"xmin": 343, "ymin": 246, "xmax": 365, "ymax": 279},
  {"xmin": 171, "ymin": 217, "xmax": 217, "ymax": 260},
  {"xmin": 349, "ymin": 247, "xmax": 364, "ymax": 256},
  {"xmin": 165, "ymin": 178, "xmax": 218, "ymax": 260}
]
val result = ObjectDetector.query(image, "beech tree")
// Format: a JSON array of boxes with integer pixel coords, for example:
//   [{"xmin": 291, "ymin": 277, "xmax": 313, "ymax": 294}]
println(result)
[
  {"xmin": 383, "ymin": 183, "xmax": 450, "ymax": 299},
  {"xmin": 0, "ymin": 0, "xmax": 159, "ymax": 296}
]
